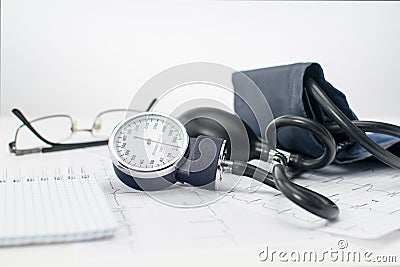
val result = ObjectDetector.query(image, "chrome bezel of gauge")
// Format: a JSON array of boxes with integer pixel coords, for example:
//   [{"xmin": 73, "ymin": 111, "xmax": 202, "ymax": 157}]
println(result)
[{"xmin": 108, "ymin": 112, "xmax": 190, "ymax": 179}]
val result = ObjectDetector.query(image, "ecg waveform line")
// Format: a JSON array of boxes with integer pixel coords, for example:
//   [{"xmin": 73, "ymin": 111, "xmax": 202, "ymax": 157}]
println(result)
[
  {"xmin": 217, "ymin": 160, "xmax": 400, "ymax": 238},
  {"xmin": 87, "ymin": 147, "xmax": 400, "ymax": 240},
  {"xmin": 96, "ymin": 158, "xmax": 239, "ymax": 252}
]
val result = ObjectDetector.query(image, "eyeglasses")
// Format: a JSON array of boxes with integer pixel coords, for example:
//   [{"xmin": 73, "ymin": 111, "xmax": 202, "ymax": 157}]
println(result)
[{"xmin": 9, "ymin": 100, "xmax": 156, "ymax": 156}]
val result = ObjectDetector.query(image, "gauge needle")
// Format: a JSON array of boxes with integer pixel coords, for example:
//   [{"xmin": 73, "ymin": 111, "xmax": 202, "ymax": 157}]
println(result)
[{"xmin": 133, "ymin": 136, "xmax": 181, "ymax": 148}]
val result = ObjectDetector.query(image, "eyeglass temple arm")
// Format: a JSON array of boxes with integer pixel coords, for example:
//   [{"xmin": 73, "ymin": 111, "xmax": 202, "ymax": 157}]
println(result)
[
  {"xmin": 8, "ymin": 143, "xmax": 42, "ymax": 156},
  {"xmin": 11, "ymin": 109, "xmax": 57, "ymax": 146},
  {"xmin": 146, "ymin": 98, "xmax": 157, "ymax": 111},
  {"xmin": 10, "ymin": 140, "xmax": 109, "ymax": 156},
  {"xmin": 42, "ymin": 140, "xmax": 108, "ymax": 153}
]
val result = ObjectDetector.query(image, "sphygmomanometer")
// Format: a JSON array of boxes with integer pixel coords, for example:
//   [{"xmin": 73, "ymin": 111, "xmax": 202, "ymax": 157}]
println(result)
[{"xmin": 108, "ymin": 63, "xmax": 400, "ymax": 221}]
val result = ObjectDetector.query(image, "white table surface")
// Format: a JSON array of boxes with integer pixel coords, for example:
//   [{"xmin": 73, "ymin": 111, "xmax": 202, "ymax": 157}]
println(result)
[{"xmin": 1, "ymin": 115, "xmax": 400, "ymax": 267}]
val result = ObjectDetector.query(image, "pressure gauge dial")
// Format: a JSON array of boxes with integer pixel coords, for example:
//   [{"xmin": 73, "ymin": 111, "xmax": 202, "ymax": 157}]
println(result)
[{"xmin": 109, "ymin": 112, "xmax": 190, "ymax": 190}]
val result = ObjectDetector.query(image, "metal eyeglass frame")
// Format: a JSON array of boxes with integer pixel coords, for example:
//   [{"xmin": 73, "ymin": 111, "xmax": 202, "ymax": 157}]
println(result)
[{"xmin": 8, "ymin": 100, "xmax": 156, "ymax": 156}]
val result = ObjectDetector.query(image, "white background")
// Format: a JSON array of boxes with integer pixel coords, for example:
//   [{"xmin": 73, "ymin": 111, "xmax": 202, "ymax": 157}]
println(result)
[
  {"xmin": 2, "ymin": 3, "xmax": 400, "ymax": 266},
  {"xmin": 1, "ymin": 0, "xmax": 400, "ymax": 120}
]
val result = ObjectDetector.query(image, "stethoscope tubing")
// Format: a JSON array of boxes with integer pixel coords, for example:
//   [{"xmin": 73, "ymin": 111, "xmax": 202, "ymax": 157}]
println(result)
[{"xmin": 306, "ymin": 78, "xmax": 400, "ymax": 169}]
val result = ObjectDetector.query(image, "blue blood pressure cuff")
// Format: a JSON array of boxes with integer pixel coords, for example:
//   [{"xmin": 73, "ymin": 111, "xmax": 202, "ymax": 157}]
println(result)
[{"xmin": 233, "ymin": 62, "xmax": 400, "ymax": 164}]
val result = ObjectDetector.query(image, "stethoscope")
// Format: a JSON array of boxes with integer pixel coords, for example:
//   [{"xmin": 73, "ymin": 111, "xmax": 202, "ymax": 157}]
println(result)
[{"xmin": 108, "ymin": 78, "xmax": 400, "ymax": 221}]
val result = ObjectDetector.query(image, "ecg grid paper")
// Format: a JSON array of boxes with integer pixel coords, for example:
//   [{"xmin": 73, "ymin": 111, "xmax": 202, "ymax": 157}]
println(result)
[
  {"xmin": 84, "ymin": 147, "xmax": 400, "ymax": 247},
  {"xmin": 0, "ymin": 166, "xmax": 117, "ymax": 246},
  {"xmin": 298, "ymin": 161, "xmax": 400, "ymax": 238},
  {"xmin": 216, "ymin": 159, "xmax": 400, "ymax": 239}
]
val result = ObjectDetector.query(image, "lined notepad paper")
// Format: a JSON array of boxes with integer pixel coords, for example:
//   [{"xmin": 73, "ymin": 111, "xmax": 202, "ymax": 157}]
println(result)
[{"xmin": 0, "ymin": 167, "xmax": 117, "ymax": 246}]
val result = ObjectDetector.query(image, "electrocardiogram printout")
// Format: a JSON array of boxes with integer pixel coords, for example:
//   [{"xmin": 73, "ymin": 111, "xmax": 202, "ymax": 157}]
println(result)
[
  {"xmin": 221, "ymin": 159, "xmax": 400, "ymax": 239},
  {"xmin": 83, "ymin": 147, "xmax": 400, "ymax": 240}
]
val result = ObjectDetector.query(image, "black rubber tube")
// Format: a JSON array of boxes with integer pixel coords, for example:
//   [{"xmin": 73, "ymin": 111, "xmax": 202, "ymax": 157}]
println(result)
[
  {"xmin": 231, "ymin": 160, "xmax": 339, "ymax": 220},
  {"xmin": 272, "ymin": 163, "xmax": 339, "ymax": 220},
  {"xmin": 306, "ymin": 78, "xmax": 400, "ymax": 169},
  {"xmin": 266, "ymin": 115, "xmax": 337, "ymax": 170},
  {"xmin": 231, "ymin": 160, "xmax": 277, "ymax": 189},
  {"xmin": 326, "ymin": 120, "xmax": 400, "ymax": 138}
]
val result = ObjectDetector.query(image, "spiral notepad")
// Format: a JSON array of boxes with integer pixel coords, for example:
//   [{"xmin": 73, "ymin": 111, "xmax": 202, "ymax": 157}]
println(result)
[{"xmin": 0, "ymin": 168, "xmax": 117, "ymax": 246}]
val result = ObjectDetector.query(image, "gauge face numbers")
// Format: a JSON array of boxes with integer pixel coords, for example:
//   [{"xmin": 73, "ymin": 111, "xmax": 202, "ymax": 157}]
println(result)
[{"xmin": 113, "ymin": 113, "xmax": 188, "ymax": 172}]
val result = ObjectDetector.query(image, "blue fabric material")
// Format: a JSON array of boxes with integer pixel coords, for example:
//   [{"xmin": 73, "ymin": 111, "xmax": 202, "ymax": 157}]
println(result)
[
  {"xmin": 336, "ymin": 134, "xmax": 400, "ymax": 163},
  {"xmin": 233, "ymin": 62, "xmax": 400, "ymax": 163}
]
